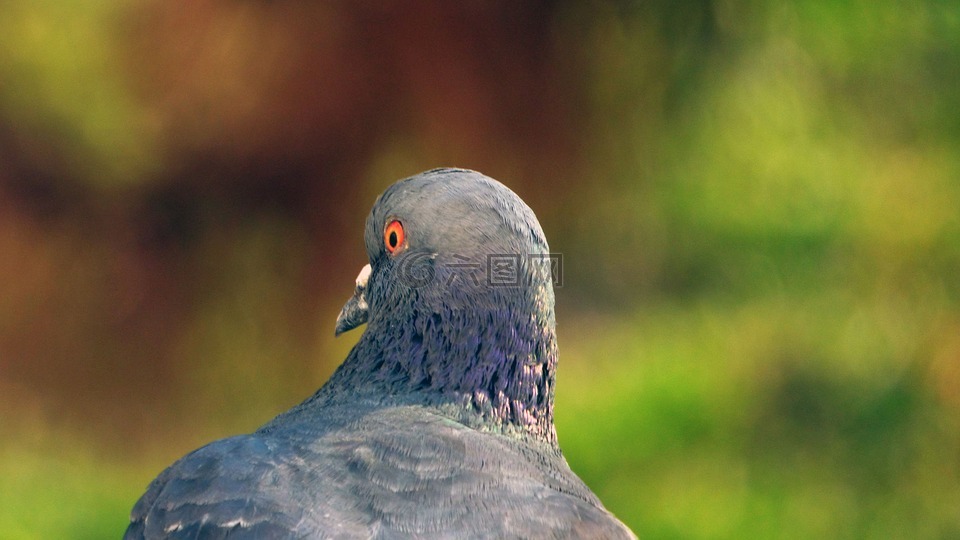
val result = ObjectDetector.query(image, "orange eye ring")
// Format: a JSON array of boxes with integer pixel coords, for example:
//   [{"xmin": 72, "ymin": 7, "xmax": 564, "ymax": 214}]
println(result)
[{"xmin": 384, "ymin": 220, "xmax": 405, "ymax": 254}]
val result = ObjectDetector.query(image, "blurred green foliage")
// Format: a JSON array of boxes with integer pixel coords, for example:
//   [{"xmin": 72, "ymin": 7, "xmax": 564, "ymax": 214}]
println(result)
[{"xmin": 1, "ymin": 1, "xmax": 959, "ymax": 538}]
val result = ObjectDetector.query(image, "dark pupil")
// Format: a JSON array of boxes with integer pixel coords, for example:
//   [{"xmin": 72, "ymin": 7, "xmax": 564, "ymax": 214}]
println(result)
[{"xmin": 389, "ymin": 231, "xmax": 397, "ymax": 247}]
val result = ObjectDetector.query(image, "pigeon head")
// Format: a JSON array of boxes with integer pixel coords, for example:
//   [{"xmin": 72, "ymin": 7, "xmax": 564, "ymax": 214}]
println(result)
[{"xmin": 330, "ymin": 168, "xmax": 559, "ymax": 442}]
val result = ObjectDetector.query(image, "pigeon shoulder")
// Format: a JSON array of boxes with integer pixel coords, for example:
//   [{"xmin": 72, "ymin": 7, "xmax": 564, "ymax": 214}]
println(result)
[
  {"xmin": 126, "ymin": 404, "xmax": 634, "ymax": 539},
  {"xmin": 305, "ymin": 404, "xmax": 637, "ymax": 539},
  {"xmin": 124, "ymin": 431, "xmax": 367, "ymax": 539}
]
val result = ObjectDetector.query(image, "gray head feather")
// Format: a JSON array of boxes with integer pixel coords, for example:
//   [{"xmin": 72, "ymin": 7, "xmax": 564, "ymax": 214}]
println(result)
[{"xmin": 328, "ymin": 168, "xmax": 559, "ymax": 442}]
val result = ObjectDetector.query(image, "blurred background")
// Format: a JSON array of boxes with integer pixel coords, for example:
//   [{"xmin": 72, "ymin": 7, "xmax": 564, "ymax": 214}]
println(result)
[{"xmin": 1, "ymin": 1, "xmax": 958, "ymax": 538}]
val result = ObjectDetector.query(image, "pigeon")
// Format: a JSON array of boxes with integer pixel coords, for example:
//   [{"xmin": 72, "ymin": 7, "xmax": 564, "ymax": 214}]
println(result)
[{"xmin": 125, "ymin": 168, "xmax": 636, "ymax": 539}]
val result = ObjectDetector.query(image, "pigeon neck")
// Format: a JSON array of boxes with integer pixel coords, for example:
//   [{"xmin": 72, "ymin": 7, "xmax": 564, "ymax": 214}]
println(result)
[{"xmin": 325, "ymin": 287, "xmax": 559, "ymax": 444}]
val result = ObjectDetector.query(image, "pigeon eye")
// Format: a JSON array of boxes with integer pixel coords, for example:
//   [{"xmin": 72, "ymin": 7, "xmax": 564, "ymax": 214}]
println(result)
[{"xmin": 384, "ymin": 220, "xmax": 405, "ymax": 254}]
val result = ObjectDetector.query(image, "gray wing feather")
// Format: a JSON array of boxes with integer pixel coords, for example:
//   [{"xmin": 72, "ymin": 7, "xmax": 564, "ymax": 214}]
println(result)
[{"xmin": 126, "ymin": 406, "xmax": 634, "ymax": 539}]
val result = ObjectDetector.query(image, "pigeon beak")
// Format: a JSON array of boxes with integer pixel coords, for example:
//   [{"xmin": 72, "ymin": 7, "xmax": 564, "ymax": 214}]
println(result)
[{"xmin": 335, "ymin": 264, "xmax": 371, "ymax": 336}]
